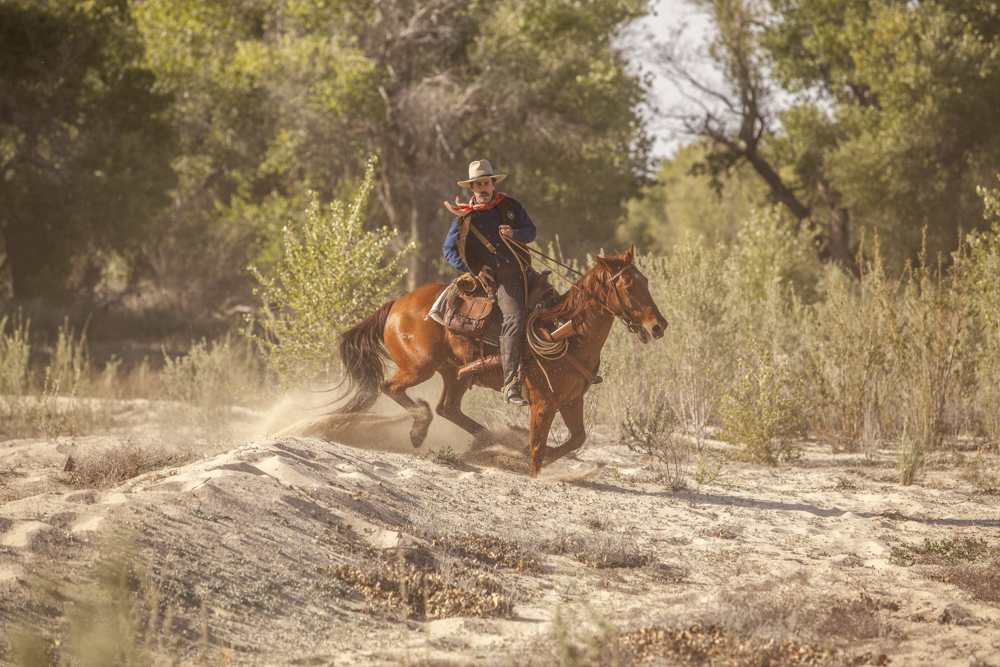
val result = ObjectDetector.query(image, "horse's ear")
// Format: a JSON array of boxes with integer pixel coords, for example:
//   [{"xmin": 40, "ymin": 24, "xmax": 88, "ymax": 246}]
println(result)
[{"xmin": 624, "ymin": 244, "xmax": 634, "ymax": 264}]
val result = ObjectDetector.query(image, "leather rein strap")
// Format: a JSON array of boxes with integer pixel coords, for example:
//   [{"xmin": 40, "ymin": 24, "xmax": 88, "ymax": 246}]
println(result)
[{"xmin": 506, "ymin": 232, "xmax": 645, "ymax": 333}]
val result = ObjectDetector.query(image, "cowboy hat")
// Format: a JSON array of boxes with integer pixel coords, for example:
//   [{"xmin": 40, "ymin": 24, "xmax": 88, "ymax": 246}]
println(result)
[{"xmin": 458, "ymin": 160, "xmax": 507, "ymax": 188}]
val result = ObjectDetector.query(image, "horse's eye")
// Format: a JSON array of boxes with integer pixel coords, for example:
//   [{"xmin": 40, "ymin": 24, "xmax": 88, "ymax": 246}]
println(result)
[{"xmin": 625, "ymin": 286, "xmax": 635, "ymax": 293}]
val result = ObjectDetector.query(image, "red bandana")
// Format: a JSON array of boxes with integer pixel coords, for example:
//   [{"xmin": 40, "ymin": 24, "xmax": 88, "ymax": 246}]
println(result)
[{"xmin": 449, "ymin": 192, "xmax": 506, "ymax": 213}]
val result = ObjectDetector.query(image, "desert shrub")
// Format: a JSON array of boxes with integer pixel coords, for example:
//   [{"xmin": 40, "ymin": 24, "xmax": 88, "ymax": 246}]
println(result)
[
  {"xmin": 426, "ymin": 446, "xmax": 457, "ymax": 465},
  {"xmin": 802, "ymin": 239, "xmax": 904, "ymax": 453},
  {"xmin": 897, "ymin": 241, "xmax": 969, "ymax": 449},
  {"xmin": 718, "ymin": 343, "xmax": 804, "ymax": 465},
  {"xmin": 63, "ymin": 441, "xmax": 195, "ymax": 487},
  {"xmin": 962, "ymin": 448, "xmax": 1000, "ymax": 494},
  {"xmin": 955, "ymin": 196, "xmax": 1000, "ymax": 442},
  {"xmin": 0, "ymin": 315, "xmax": 30, "ymax": 396},
  {"xmin": 160, "ymin": 334, "xmax": 262, "ymax": 421},
  {"xmin": 620, "ymin": 396, "xmax": 687, "ymax": 490},
  {"xmin": 327, "ymin": 546, "xmax": 514, "ymax": 620},
  {"xmin": 570, "ymin": 525, "xmax": 652, "ymax": 569},
  {"xmin": 896, "ymin": 427, "xmax": 925, "ymax": 486},
  {"xmin": 929, "ymin": 562, "xmax": 1000, "ymax": 604},
  {"xmin": 889, "ymin": 537, "xmax": 997, "ymax": 566},
  {"xmin": 691, "ymin": 449, "xmax": 726, "ymax": 485},
  {"xmin": 48, "ymin": 317, "xmax": 92, "ymax": 395},
  {"xmin": 638, "ymin": 241, "xmax": 730, "ymax": 450},
  {"xmin": 249, "ymin": 157, "xmax": 413, "ymax": 385}
]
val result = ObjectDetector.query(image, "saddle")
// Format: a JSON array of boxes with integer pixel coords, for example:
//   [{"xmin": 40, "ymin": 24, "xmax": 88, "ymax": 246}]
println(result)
[{"xmin": 442, "ymin": 269, "xmax": 558, "ymax": 340}]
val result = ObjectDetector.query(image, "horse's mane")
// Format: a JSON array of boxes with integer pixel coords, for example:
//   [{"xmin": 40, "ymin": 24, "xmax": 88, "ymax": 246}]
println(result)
[{"xmin": 541, "ymin": 260, "xmax": 617, "ymax": 322}]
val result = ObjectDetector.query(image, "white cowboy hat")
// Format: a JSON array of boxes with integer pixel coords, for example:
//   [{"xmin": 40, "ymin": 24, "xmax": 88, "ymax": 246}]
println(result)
[{"xmin": 458, "ymin": 160, "xmax": 507, "ymax": 188}]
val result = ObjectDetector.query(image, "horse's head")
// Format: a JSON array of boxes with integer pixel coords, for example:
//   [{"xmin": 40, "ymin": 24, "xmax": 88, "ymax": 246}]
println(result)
[{"xmin": 597, "ymin": 245, "xmax": 668, "ymax": 344}]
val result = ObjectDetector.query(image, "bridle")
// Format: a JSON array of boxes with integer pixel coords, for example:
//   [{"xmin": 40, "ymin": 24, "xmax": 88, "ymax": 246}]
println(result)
[
  {"xmin": 501, "ymin": 236, "xmax": 645, "ymax": 334},
  {"xmin": 605, "ymin": 264, "xmax": 645, "ymax": 335}
]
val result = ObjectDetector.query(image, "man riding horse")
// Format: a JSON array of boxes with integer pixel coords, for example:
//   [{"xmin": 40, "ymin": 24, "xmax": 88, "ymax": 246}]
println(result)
[{"xmin": 442, "ymin": 160, "xmax": 535, "ymax": 407}]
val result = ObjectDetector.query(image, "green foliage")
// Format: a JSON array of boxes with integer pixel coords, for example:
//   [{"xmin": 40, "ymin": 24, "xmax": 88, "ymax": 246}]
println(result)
[
  {"xmin": 671, "ymin": 0, "xmax": 1000, "ymax": 269},
  {"xmin": 428, "ymin": 446, "xmax": 458, "ymax": 465},
  {"xmin": 0, "ymin": 316, "xmax": 30, "ymax": 396},
  {"xmin": 619, "ymin": 140, "xmax": 771, "ymax": 253},
  {"xmin": 250, "ymin": 157, "xmax": 412, "ymax": 385},
  {"xmin": 128, "ymin": 0, "xmax": 652, "ymax": 302},
  {"xmin": 0, "ymin": 0, "xmax": 176, "ymax": 300},
  {"xmin": 719, "ymin": 342, "xmax": 804, "ymax": 466},
  {"xmin": 768, "ymin": 0, "xmax": 1000, "ymax": 266}
]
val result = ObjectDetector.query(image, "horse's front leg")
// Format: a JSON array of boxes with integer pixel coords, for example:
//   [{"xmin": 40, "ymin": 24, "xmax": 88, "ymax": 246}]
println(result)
[
  {"xmin": 544, "ymin": 396, "xmax": 587, "ymax": 465},
  {"xmin": 528, "ymin": 401, "xmax": 558, "ymax": 478}
]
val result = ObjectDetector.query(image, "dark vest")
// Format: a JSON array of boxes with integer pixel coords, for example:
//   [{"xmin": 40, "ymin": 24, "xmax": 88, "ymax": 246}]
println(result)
[{"xmin": 456, "ymin": 198, "xmax": 529, "ymax": 272}]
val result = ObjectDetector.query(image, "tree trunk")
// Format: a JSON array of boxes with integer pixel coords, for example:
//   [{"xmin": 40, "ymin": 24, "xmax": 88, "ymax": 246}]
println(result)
[
  {"xmin": 3, "ymin": 220, "xmax": 42, "ymax": 299},
  {"xmin": 816, "ymin": 173, "xmax": 850, "ymax": 267},
  {"xmin": 408, "ymin": 205, "xmax": 427, "ymax": 290}
]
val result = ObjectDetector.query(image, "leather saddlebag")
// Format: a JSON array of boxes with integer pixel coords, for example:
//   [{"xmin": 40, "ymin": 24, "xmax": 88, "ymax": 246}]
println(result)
[{"xmin": 444, "ymin": 293, "xmax": 493, "ymax": 338}]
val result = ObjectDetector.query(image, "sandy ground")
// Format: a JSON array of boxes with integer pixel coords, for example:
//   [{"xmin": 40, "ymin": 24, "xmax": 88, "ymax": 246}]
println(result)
[{"xmin": 1, "ymin": 388, "xmax": 999, "ymax": 666}]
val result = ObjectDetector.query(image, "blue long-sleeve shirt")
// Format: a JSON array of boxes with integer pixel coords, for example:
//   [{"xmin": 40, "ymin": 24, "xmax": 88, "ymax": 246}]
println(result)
[{"xmin": 442, "ymin": 197, "xmax": 536, "ymax": 274}]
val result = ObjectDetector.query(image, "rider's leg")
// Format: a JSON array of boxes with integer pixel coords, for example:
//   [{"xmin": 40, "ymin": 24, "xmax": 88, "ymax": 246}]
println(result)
[{"xmin": 496, "ymin": 264, "xmax": 529, "ymax": 406}]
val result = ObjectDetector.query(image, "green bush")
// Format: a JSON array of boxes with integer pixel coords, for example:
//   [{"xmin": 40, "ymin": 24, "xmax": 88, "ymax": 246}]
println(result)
[
  {"xmin": 718, "ymin": 342, "xmax": 804, "ymax": 466},
  {"xmin": 0, "ymin": 315, "xmax": 30, "ymax": 396},
  {"xmin": 249, "ymin": 156, "xmax": 413, "ymax": 385}
]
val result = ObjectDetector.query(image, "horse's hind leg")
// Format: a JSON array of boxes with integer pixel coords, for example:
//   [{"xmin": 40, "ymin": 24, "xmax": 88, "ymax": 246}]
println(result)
[
  {"xmin": 544, "ymin": 396, "xmax": 588, "ymax": 466},
  {"xmin": 381, "ymin": 366, "xmax": 436, "ymax": 448},
  {"xmin": 435, "ymin": 367, "xmax": 485, "ymax": 436}
]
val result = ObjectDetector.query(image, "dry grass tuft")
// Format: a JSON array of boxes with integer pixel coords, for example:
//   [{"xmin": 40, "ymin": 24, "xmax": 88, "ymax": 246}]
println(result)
[
  {"xmin": 422, "ymin": 531, "xmax": 542, "ymax": 572},
  {"xmin": 888, "ymin": 536, "xmax": 997, "ymax": 567},
  {"xmin": 327, "ymin": 547, "xmax": 514, "ymax": 620},
  {"xmin": 929, "ymin": 563, "xmax": 1000, "ymax": 605},
  {"xmin": 702, "ymin": 520, "xmax": 745, "ymax": 540},
  {"xmin": 62, "ymin": 440, "xmax": 195, "ymax": 488},
  {"xmin": 572, "ymin": 529, "xmax": 652, "ymax": 569},
  {"xmin": 618, "ymin": 624, "xmax": 857, "ymax": 666},
  {"xmin": 712, "ymin": 575, "xmax": 896, "ymax": 646}
]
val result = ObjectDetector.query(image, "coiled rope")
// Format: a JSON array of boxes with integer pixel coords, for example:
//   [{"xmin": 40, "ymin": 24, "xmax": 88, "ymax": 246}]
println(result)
[{"xmin": 526, "ymin": 310, "xmax": 568, "ymax": 360}]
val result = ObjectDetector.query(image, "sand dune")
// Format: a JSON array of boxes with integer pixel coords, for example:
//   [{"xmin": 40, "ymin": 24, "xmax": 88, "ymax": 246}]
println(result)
[{"xmin": 1, "ymin": 399, "xmax": 999, "ymax": 665}]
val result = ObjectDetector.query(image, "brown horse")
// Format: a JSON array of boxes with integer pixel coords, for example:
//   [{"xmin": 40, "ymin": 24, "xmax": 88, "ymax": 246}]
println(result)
[{"xmin": 335, "ymin": 246, "xmax": 668, "ymax": 477}]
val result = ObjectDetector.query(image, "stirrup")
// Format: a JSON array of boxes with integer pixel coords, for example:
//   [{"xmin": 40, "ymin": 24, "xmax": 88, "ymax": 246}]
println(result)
[{"xmin": 505, "ymin": 386, "xmax": 530, "ymax": 407}]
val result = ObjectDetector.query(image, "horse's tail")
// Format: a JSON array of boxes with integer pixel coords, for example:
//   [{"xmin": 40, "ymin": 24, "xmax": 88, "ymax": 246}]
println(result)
[{"xmin": 335, "ymin": 300, "xmax": 395, "ymax": 413}]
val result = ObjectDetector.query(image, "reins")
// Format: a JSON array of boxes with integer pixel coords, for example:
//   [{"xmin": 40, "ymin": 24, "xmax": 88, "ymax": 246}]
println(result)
[{"xmin": 500, "ymin": 235, "xmax": 644, "ymax": 334}]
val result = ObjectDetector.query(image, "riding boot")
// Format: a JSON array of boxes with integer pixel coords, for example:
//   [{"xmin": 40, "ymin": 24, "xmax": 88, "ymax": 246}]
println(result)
[{"xmin": 499, "ymin": 335, "xmax": 529, "ymax": 406}]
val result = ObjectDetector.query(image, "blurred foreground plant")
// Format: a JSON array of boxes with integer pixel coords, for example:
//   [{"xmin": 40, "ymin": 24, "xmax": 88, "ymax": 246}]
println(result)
[{"xmin": 249, "ymin": 156, "xmax": 413, "ymax": 386}]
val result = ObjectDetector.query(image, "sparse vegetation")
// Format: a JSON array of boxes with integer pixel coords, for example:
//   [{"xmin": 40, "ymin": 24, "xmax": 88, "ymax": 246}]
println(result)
[
  {"xmin": 62, "ymin": 440, "xmax": 195, "ymax": 488},
  {"xmin": 620, "ymin": 398, "xmax": 688, "ymax": 489},
  {"xmin": 327, "ymin": 545, "xmax": 515, "ymax": 620},
  {"xmin": 427, "ymin": 446, "xmax": 458, "ymax": 466}
]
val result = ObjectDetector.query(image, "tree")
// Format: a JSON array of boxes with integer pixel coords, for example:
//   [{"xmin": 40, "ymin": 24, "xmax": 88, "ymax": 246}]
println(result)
[
  {"xmin": 656, "ymin": 0, "xmax": 1000, "ymax": 269},
  {"xmin": 133, "ymin": 0, "xmax": 653, "ymax": 305},
  {"xmin": 0, "ymin": 0, "xmax": 176, "ymax": 300},
  {"xmin": 618, "ymin": 139, "xmax": 770, "ymax": 253}
]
